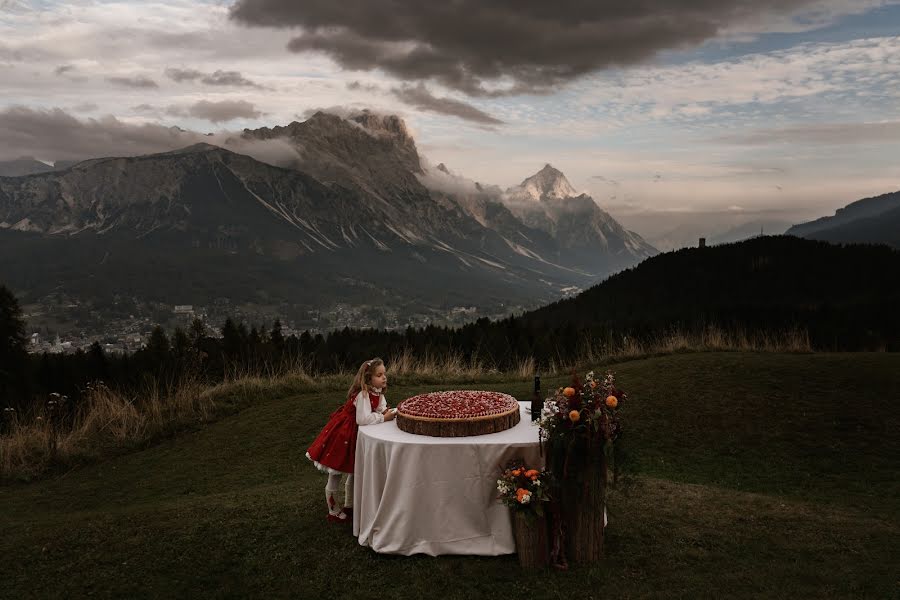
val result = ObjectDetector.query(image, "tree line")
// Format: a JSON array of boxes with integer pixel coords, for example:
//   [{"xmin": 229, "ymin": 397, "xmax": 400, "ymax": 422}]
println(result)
[{"xmin": 3, "ymin": 236, "xmax": 898, "ymax": 415}]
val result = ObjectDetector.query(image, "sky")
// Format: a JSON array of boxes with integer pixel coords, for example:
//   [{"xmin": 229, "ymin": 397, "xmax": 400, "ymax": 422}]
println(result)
[{"xmin": 2, "ymin": 0, "xmax": 900, "ymax": 242}]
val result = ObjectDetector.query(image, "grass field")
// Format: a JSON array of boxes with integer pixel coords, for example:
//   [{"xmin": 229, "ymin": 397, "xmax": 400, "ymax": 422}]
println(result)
[{"xmin": 1, "ymin": 352, "xmax": 898, "ymax": 599}]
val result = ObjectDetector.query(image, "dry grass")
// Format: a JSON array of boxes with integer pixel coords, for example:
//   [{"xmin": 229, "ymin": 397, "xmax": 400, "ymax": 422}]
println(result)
[
  {"xmin": 387, "ymin": 347, "xmax": 493, "ymax": 379},
  {"xmin": 572, "ymin": 325, "xmax": 812, "ymax": 365},
  {"xmin": 1, "ymin": 325, "xmax": 814, "ymax": 483},
  {"xmin": 1, "ymin": 378, "xmax": 215, "ymax": 482}
]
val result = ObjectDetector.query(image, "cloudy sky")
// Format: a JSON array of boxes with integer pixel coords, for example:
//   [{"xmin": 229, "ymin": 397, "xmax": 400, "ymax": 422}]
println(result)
[{"xmin": 2, "ymin": 0, "xmax": 900, "ymax": 240}]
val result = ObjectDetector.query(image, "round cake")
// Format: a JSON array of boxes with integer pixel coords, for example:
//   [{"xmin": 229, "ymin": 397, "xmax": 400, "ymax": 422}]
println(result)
[{"xmin": 396, "ymin": 390, "xmax": 521, "ymax": 437}]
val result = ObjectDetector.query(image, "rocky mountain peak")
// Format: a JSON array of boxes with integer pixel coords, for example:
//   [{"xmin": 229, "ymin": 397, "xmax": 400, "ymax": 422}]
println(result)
[
  {"xmin": 509, "ymin": 163, "xmax": 579, "ymax": 202},
  {"xmin": 349, "ymin": 111, "xmax": 412, "ymax": 142},
  {"xmin": 240, "ymin": 110, "xmax": 422, "ymax": 176}
]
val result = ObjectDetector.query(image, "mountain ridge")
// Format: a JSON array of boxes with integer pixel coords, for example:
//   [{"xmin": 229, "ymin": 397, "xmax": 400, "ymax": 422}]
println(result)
[
  {"xmin": 786, "ymin": 190, "xmax": 900, "ymax": 243},
  {"xmin": 0, "ymin": 110, "xmax": 659, "ymax": 334}
]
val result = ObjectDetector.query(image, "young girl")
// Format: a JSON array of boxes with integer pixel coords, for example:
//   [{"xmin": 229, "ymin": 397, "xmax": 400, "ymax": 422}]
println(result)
[{"xmin": 306, "ymin": 358, "xmax": 396, "ymax": 523}]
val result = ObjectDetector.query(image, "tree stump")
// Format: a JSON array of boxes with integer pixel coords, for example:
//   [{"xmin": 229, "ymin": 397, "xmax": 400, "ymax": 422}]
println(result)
[
  {"xmin": 560, "ymin": 451, "xmax": 606, "ymax": 563},
  {"xmin": 512, "ymin": 511, "xmax": 549, "ymax": 568}
]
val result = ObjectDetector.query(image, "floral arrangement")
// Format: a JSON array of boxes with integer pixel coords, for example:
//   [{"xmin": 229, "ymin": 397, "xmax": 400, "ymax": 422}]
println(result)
[
  {"xmin": 496, "ymin": 460, "xmax": 551, "ymax": 516},
  {"xmin": 538, "ymin": 370, "xmax": 627, "ymax": 481}
]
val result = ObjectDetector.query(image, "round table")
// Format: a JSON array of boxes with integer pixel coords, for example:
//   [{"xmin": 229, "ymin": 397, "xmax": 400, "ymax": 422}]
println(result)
[{"xmin": 353, "ymin": 402, "xmax": 542, "ymax": 556}]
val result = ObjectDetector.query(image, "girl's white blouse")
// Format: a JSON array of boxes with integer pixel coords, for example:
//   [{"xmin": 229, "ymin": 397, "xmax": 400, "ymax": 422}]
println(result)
[{"xmin": 355, "ymin": 389, "xmax": 387, "ymax": 426}]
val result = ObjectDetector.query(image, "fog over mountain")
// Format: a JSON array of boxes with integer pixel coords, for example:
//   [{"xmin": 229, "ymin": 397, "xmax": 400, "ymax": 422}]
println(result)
[{"xmin": 0, "ymin": 111, "xmax": 656, "ymax": 333}]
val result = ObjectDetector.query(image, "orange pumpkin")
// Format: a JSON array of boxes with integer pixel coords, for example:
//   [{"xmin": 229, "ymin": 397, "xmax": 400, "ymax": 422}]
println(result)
[
  {"xmin": 605, "ymin": 395, "xmax": 618, "ymax": 408},
  {"xmin": 569, "ymin": 410, "xmax": 581, "ymax": 422},
  {"xmin": 563, "ymin": 387, "xmax": 576, "ymax": 397}
]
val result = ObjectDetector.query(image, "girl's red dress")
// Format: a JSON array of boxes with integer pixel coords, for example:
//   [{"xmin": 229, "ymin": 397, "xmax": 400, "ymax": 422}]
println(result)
[{"xmin": 306, "ymin": 392, "xmax": 381, "ymax": 474}]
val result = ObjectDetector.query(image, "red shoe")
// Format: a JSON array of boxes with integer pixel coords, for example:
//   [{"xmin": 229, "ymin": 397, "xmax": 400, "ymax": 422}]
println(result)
[{"xmin": 326, "ymin": 511, "xmax": 348, "ymax": 524}]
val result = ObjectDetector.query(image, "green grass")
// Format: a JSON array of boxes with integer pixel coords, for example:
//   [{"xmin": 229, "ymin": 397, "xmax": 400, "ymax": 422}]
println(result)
[{"xmin": 1, "ymin": 352, "xmax": 898, "ymax": 599}]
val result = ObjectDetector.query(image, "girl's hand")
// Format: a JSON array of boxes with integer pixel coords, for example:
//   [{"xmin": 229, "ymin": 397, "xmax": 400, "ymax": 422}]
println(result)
[{"xmin": 383, "ymin": 408, "xmax": 397, "ymax": 422}]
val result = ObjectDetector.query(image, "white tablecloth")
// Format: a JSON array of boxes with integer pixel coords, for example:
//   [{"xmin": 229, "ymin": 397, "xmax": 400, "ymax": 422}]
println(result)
[{"xmin": 353, "ymin": 402, "xmax": 542, "ymax": 556}]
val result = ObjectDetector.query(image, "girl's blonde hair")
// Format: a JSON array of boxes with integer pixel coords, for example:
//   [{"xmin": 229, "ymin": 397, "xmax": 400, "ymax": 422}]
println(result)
[{"xmin": 347, "ymin": 357, "xmax": 385, "ymax": 400}]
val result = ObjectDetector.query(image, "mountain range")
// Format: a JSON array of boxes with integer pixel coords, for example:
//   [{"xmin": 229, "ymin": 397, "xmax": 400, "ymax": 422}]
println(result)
[
  {"xmin": 0, "ymin": 111, "xmax": 656, "ymax": 332},
  {"xmin": 0, "ymin": 157, "xmax": 78, "ymax": 177},
  {"xmin": 786, "ymin": 190, "xmax": 900, "ymax": 248}
]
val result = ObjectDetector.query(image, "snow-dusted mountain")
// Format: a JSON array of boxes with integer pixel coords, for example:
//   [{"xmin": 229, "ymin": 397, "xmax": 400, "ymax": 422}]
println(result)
[
  {"xmin": 508, "ymin": 163, "xmax": 580, "ymax": 202},
  {"xmin": 500, "ymin": 164, "xmax": 657, "ymax": 274}
]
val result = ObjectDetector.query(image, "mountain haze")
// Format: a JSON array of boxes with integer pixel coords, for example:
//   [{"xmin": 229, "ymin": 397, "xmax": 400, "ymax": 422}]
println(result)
[
  {"xmin": 0, "ymin": 111, "xmax": 658, "ymax": 333},
  {"xmin": 787, "ymin": 190, "xmax": 900, "ymax": 248}
]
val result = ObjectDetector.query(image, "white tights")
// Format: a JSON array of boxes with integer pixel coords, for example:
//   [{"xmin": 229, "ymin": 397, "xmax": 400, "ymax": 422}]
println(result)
[{"xmin": 325, "ymin": 473, "xmax": 354, "ymax": 515}]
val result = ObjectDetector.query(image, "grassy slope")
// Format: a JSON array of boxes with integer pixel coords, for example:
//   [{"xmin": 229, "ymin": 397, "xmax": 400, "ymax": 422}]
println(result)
[{"xmin": 1, "ymin": 353, "xmax": 898, "ymax": 599}]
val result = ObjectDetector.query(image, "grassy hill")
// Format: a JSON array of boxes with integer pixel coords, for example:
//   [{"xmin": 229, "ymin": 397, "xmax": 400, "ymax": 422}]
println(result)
[
  {"xmin": 518, "ymin": 236, "xmax": 900, "ymax": 352},
  {"xmin": 2, "ymin": 352, "xmax": 898, "ymax": 599}
]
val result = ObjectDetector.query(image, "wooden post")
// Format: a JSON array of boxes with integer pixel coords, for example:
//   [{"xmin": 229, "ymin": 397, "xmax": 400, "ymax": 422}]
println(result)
[
  {"xmin": 561, "ymin": 449, "xmax": 606, "ymax": 563},
  {"xmin": 512, "ymin": 511, "xmax": 550, "ymax": 568}
]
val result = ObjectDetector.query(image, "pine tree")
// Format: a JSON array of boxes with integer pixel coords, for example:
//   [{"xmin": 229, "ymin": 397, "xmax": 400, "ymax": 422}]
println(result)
[
  {"xmin": 0, "ymin": 285, "xmax": 28, "ymax": 409},
  {"xmin": 145, "ymin": 326, "xmax": 170, "ymax": 374},
  {"xmin": 87, "ymin": 341, "xmax": 109, "ymax": 382},
  {"xmin": 189, "ymin": 318, "xmax": 207, "ymax": 347},
  {"xmin": 172, "ymin": 327, "xmax": 191, "ymax": 362},
  {"xmin": 221, "ymin": 318, "xmax": 242, "ymax": 359},
  {"xmin": 271, "ymin": 319, "xmax": 285, "ymax": 350}
]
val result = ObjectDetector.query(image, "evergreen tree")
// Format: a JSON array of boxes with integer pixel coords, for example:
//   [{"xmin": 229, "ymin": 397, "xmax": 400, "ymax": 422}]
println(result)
[
  {"xmin": 172, "ymin": 327, "xmax": 191, "ymax": 362},
  {"xmin": 189, "ymin": 318, "xmax": 207, "ymax": 347},
  {"xmin": 0, "ymin": 285, "xmax": 28, "ymax": 409},
  {"xmin": 87, "ymin": 341, "xmax": 109, "ymax": 382},
  {"xmin": 271, "ymin": 319, "xmax": 285, "ymax": 352},
  {"xmin": 221, "ymin": 318, "xmax": 242, "ymax": 359},
  {"xmin": 144, "ymin": 326, "xmax": 170, "ymax": 373}
]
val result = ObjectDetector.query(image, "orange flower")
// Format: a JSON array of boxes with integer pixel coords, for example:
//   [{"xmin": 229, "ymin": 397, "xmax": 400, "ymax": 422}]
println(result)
[
  {"xmin": 563, "ymin": 387, "xmax": 576, "ymax": 397},
  {"xmin": 515, "ymin": 488, "xmax": 530, "ymax": 502},
  {"xmin": 569, "ymin": 410, "xmax": 580, "ymax": 422},
  {"xmin": 511, "ymin": 469, "xmax": 522, "ymax": 477},
  {"xmin": 605, "ymin": 395, "xmax": 618, "ymax": 408},
  {"xmin": 524, "ymin": 469, "xmax": 540, "ymax": 480},
  {"xmin": 590, "ymin": 381, "xmax": 598, "ymax": 389}
]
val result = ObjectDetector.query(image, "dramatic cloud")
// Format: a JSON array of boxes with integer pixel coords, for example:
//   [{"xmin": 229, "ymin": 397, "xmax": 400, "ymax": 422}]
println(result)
[
  {"xmin": 184, "ymin": 99, "xmax": 266, "ymax": 123},
  {"xmin": 392, "ymin": 84, "xmax": 503, "ymax": 125},
  {"xmin": 416, "ymin": 159, "xmax": 485, "ymax": 197},
  {"xmin": 165, "ymin": 67, "xmax": 263, "ymax": 88},
  {"xmin": 714, "ymin": 121, "xmax": 900, "ymax": 145},
  {"xmin": 165, "ymin": 67, "xmax": 204, "ymax": 82},
  {"xmin": 0, "ymin": 105, "xmax": 298, "ymax": 165},
  {"xmin": 346, "ymin": 80, "xmax": 381, "ymax": 93},
  {"xmin": 0, "ymin": 106, "xmax": 200, "ymax": 161},
  {"xmin": 106, "ymin": 76, "xmax": 159, "ymax": 89},
  {"xmin": 203, "ymin": 70, "xmax": 262, "ymax": 87},
  {"xmin": 229, "ymin": 0, "xmax": 888, "ymax": 95}
]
